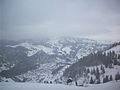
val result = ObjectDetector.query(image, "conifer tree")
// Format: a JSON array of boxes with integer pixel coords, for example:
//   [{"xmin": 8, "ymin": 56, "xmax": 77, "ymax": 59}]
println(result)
[
  {"xmin": 118, "ymin": 54, "xmax": 120, "ymax": 59},
  {"xmin": 105, "ymin": 75, "xmax": 109, "ymax": 82},
  {"xmin": 93, "ymin": 68, "xmax": 96, "ymax": 75},
  {"xmin": 100, "ymin": 65, "xmax": 103, "ymax": 71},
  {"xmin": 87, "ymin": 68, "xmax": 90, "ymax": 73},
  {"xmin": 103, "ymin": 77, "xmax": 106, "ymax": 83},
  {"xmin": 110, "ymin": 75, "xmax": 113, "ymax": 81},
  {"xmin": 96, "ymin": 77, "xmax": 100, "ymax": 84},
  {"xmin": 102, "ymin": 67, "xmax": 105, "ymax": 74},
  {"xmin": 96, "ymin": 67, "xmax": 100, "ymax": 79},
  {"xmin": 90, "ymin": 77, "xmax": 94, "ymax": 84},
  {"xmin": 115, "ymin": 72, "xmax": 120, "ymax": 81},
  {"xmin": 114, "ymin": 59, "xmax": 118, "ymax": 65},
  {"xmin": 103, "ymin": 75, "xmax": 109, "ymax": 83}
]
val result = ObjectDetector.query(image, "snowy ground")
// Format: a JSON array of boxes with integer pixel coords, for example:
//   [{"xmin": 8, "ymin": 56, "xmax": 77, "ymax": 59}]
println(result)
[{"xmin": 0, "ymin": 81, "xmax": 120, "ymax": 90}]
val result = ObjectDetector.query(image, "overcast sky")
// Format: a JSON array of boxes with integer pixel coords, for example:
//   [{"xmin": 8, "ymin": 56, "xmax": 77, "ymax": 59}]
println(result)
[{"xmin": 1, "ymin": 0, "xmax": 120, "ymax": 41}]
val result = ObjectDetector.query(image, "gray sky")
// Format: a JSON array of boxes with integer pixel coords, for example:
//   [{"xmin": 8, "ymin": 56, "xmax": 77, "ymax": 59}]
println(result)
[
  {"xmin": 1, "ymin": 0, "xmax": 120, "ymax": 41},
  {"xmin": 0, "ymin": 0, "xmax": 2, "ymax": 38}
]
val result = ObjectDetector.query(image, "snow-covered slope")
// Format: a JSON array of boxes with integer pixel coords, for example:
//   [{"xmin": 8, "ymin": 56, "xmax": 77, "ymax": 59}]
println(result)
[
  {"xmin": 63, "ymin": 43, "xmax": 120, "ymax": 85},
  {"xmin": 7, "ymin": 42, "xmax": 54, "ymax": 56},
  {"xmin": 106, "ymin": 45, "xmax": 120, "ymax": 54},
  {"xmin": 0, "ymin": 80, "xmax": 120, "ymax": 90},
  {"xmin": 16, "ymin": 62, "xmax": 69, "ymax": 83},
  {"xmin": 6, "ymin": 38, "xmax": 109, "ymax": 59}
]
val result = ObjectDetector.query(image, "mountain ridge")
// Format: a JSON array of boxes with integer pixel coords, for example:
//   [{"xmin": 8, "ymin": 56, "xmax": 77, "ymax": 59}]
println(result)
[{"xmin": 0, "ymin": 37, "xmax": 114, "ymax": 84}]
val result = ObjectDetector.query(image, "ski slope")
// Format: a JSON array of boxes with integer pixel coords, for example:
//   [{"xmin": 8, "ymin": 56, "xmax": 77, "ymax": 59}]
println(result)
[{"xmin": 0, "ymin": 81, "xmax": 120, "ymax": 90}]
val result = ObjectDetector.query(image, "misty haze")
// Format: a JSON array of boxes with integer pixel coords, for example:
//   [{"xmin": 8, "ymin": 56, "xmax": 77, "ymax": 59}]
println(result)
[{"xmin": 0, "ymin": 0, "xmax": 120, "ymax": 90}]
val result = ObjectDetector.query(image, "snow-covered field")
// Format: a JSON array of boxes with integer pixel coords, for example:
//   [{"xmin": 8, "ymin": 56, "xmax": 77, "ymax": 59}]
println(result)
[{"xmin": 0, "ymin": 81, "xmax": 120, "ymax": 90}]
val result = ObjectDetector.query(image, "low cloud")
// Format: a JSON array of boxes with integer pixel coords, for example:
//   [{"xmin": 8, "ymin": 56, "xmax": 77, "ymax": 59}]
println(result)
[{"xmin": 1, "ymin": 0, "xmax": 120, "ymax": 41}]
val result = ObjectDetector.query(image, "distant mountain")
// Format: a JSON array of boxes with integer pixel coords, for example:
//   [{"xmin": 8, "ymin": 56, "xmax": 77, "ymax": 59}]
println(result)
[{"xmin": 0, "ymin": 37, "xmax": 110, "ymax": 83}]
